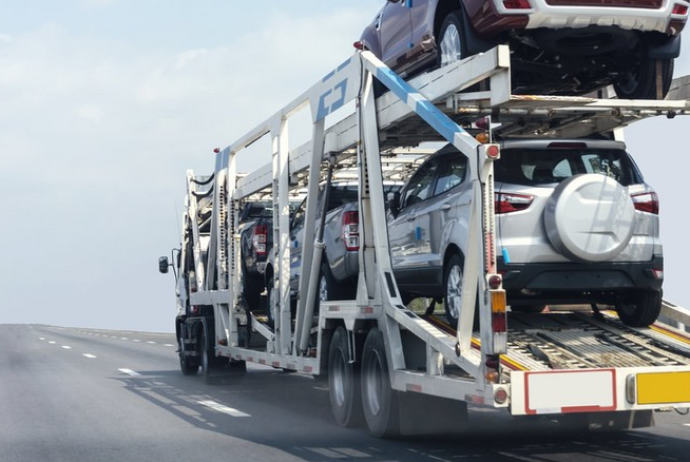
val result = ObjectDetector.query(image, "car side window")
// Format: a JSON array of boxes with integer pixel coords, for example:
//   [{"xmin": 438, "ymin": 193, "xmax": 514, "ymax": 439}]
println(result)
[
  {"xmin": 401, "ymin": 159, "xmax": 439, "ymax": 208},
  {"xmin": 434, "ymin": 155, "xmax": 467, "ymax": 195},
  {"xmin": 291, "ymin": 199, "xmax": 306, "ymax": 233}
]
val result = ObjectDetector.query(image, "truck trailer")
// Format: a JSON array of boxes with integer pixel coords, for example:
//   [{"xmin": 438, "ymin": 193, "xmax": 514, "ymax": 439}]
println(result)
[{"xmin": 159, "ymin": 45, "xmax": 690, "ymax": 437}]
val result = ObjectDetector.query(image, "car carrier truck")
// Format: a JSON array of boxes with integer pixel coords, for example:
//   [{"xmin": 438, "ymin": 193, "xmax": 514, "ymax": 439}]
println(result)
[{"xmin": 159, "ymin": 45, "xmax": 690, "ymax": 437}]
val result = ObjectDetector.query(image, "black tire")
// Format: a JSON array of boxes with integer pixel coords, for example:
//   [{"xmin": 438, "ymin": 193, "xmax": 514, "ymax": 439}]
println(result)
[
  {"xmin": 444, "ymin": 253, "xmax": 480, "ymax": 330},
  {"xmin": 613, "ymin": 56, "xmax": 673, "ymax": 100},
  {"xmin": 319, "ymin": 263, "xmax": 346, "ymax": 302},
  {"xmin": 266, "ymin": 274, "xmax": 276, "ymax": 327},
  {"xmin": 437, "ymin": 10, "xmax": 467, "ymax": 68},
  {"xmin": 328, "ymin": 326, "xmax": 364, "ymax": 428},
  {"xmin": 243, "ymin": 273, "xmax": 264, "ymax": 310},
  {"xmin": 199, "ymin": 327, "xmax": 224, "ymax": 384},
  {"xmin": 616, "ymin": 289, "xmax": 662, "ymax": 327},
  {"xmin": 361, "ymin": 328, "xmax": 399, "ymax": 438},
  {"xmin": 178, "ymin": 335, "xmax": 198, "ymax": 376}
]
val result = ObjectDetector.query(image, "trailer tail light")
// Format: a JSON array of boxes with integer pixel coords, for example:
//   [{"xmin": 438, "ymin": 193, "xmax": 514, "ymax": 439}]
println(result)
[
  {"xmin": 495, "ymin": 192, "xmax": 533, "ymax": 214},
  {"xmin": 342, "ymin": 211, "xmax": 360, "ymax": 251},
  {"xmin": 503, "ymin": 0, "xmax": 532, "ymax": 9},
  {"xmin": 631, "ymin": 191, "xmax": 659, "ymax": 215},
  {"xmin": 252, "ymin": 224, "xmax": 268, "ymax": 256},
  {"xmin": 491, "ymin": 291, "xmax": 507, "ymax": 334}
]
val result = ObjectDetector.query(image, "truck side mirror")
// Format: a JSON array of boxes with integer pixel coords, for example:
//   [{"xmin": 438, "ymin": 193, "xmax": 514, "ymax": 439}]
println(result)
[
  {"xmin": 158, "ymin": 256, "xmax": 169, "ymax": 274},
  {"xmin": 387, "ymin": 191, "xmax": 401, "ymax": 218}
]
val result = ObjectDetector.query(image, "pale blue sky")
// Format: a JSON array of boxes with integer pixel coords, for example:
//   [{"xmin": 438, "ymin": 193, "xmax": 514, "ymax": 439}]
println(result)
[{"xmin": 1, "ymin": 1, "xmax": 688, "ymax": 332}]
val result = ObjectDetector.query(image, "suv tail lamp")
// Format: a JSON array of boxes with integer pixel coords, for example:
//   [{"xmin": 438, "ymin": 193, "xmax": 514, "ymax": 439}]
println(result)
[
  {"xmin": 252, "ymin": 224, "xmax": 268, "ymax": 256},
  {"xmin": 631, "ymin": 191, "xmax": 659, "ymax": 215},
  {"xmin": 495, "ymin": 192, "xmax": 534, "ymax": 214},
  {"xmin": 342, "ymin": 211, "xmax": 360, "ymax": 251}
]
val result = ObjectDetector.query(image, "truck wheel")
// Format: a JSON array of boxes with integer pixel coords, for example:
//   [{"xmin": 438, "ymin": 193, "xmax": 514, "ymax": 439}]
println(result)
[
  {"xmin": 438, "ymin": 10, "xmax": 466, "ymax": 68},
  {"xmin": 178, "ymin": 335, "xmax": 199, "ymax": 376},
  {"xmin": 614, "ymin": 56, "xmax": 673, "ymax": 100},
  {"xmin": 243, "ymin": 273, "xmax": 264, "ymax": 310},
  {"xmin": 319, "ymin": 263, "xmax": 345, "ymax": 302},
  {"xmin": 444, "ymin": 253, "xmax": 480, "ymax": 330},
  {"xmin": 616, "ymin": 289, "xmax": 662, "ymax": 327},
  {"xmin": 361, "ymin": 327, "xmax": 399, "ymax": 437},
  {"xmin": 328, "ymin": 326, "xmax": 364, "ymax": 427},
  {"xmin": 199, "ymin": 328, "xmax": 225, "ymax": 384},
  {"xmin": 266, "ymin": 274, "xmax": 276, "ymax": 327}
]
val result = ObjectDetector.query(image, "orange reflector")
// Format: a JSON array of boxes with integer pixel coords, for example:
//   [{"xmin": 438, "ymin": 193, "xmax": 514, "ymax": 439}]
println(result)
[{"xmin": 476, "ymin": 132, "xmax": 490, "ymax": 143}]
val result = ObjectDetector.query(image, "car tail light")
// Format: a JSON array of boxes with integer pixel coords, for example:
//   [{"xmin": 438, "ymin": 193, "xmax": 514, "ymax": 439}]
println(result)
[
  {"xmin": 252, "ymin": 224, "xmax": 268, "ymax": 256},
  {"xmin": 631, "ymin": 191, "xmax": 659, "ymax": 215},
  {"xmin": 342, "ymin": 211, "xmax": 360, "ymax": 251},
  {"xmin": 673, "ymin": 3, "xmax": 688, "ymax": 15},
  {"xmin": 503, "ymin": 0, "xmax": 532, "ymax": 9},
  {"xmin": 495, "ymin": 192, "xmax": 534, "ymax": 214}
]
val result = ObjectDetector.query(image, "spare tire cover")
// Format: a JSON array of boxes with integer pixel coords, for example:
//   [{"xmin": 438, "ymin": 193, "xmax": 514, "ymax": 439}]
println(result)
[{"xmin": 544, "ymin": 174, "xmax": 635, "ymax": 262}]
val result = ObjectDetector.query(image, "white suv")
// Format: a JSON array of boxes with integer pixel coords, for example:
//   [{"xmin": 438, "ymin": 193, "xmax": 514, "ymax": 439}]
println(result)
[{"xmin": 387, "ymin": 138, "xmax": 663, "ymax": 327}]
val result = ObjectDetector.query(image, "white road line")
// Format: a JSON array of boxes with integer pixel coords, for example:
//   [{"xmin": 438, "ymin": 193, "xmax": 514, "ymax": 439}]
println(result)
[
  {"xmin": 120, "ymin": 337, "xmax": 128, "ymax": 340},
  {"xmin": 163, "ymin": 344, "xmax": 174, "ymax": 347},
  {"xmin": 48, "ymin": 341, "xmax": 56, "ymax": 344},
  {"xmin": 118, "ymin": 368, "xmax": 141, "ymax": 377},
  {"xmin": 83, "ymin": 354, "xmax": 97, "ymax": 359},
  {"xmin": 198, "ymin": 400, "xmax": 250, "ymax": 417},
  {"xmin": 133, "ymin": 339, "xmax": 141, "ymax": 343},
  {"xmin": 146, "ymin": 341, "xmax": 156, "ymax": 344},
  {"xmin": 61, "ymin": 346, "xmax": 72, "ymax": 349},
  {"xmin": 39, "ymin": 337, "xmax": 45, "ymax": 341},
  {"xmin": 684, "ymin": 424, "xmax": 690, "ymax": 427}
]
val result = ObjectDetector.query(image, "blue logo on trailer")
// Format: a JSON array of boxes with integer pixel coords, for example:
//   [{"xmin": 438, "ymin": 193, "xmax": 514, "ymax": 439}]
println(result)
[{"xmin": 316, "ymin": 59, "xmax": 351, "ymax": 121}]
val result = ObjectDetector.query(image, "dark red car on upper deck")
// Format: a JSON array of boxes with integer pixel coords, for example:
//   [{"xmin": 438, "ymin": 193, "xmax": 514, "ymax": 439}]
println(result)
[{"xmin": 360, "ymin": 0, "xmax": 688, "ymax": 98}]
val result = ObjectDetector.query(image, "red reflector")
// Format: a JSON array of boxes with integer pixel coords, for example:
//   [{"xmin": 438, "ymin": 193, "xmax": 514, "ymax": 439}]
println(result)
[
  {"xmin": 492, "ymin": 311, "xmax": 507, "ymax": 333},
  {"xmin": 503, "ymin": 0, "xmax": 531, "ymax": 8},
  {"xmin": 353, "ymin": 40, "xmax": 366, "ymax": 50},
  {"xmin": 673, "ymin": 3, "xmax": 688, "ymax": 15},
  {"xmin": 631, "ymin": 191, "xmax": 659, "ymax": 215},
  {"xmin": 488, "ymin": 274, "xmax": 502, "ymax": 290},
  {"xmin": 487, "ymin": 145, "xmax": 500, "ymax": 159}
]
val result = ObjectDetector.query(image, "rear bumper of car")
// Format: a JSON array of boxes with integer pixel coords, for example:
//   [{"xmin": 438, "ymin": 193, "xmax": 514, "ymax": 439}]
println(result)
[
  {"xmin": 499, "ymin": 255, "xmax": 663, "ymax": 303},
  {"xmin": 470, "ymin": 0, "xmax": 688, "ymax": 36}
]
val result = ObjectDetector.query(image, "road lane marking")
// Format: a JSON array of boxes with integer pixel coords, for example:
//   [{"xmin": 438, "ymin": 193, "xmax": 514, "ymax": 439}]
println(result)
[
  {"xmin": 83, "ymin": 354, "xmax": 97, "ymax": 359},
  {"xmin": 39, "ymin": 337, "xmax": 45, "ymax": 341},
  {"xmin": 147, "ymin": 341, "xmax": 156, "ymax": 344},
  {"xmin": 163, "ymin": 344, "xmax": 174, "ymax": 347},
  {"xmin": 118, "ymin": 368, "xmax": 141, "ymax": 377},
  {"xmin": 133, "ymin": 339, "xmax": 141, "ymax": 342},
  {"xmin": 48, "ymin": 341, "xmax": 56, "ymax": 344},
  {"xmin": 198, "ymin": 400, "xmax": 250, "ymax": 417},
  {"xmin": 120, "ymin": 337, "xmax": 129, "ymax": 340},
  {"xmin": 61, "ymin": 346, "xmax": 71, "ymax": 349}
]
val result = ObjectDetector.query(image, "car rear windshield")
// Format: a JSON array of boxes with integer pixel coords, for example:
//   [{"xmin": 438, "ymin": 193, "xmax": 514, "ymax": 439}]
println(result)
[{"xmin": 494, "ymin": 148, "xmax": 643, "ymax": 186}]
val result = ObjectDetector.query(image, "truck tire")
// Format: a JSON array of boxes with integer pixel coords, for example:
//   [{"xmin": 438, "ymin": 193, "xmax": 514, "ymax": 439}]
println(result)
[
  {"xmin": 616, "ymin": 289, "xmax": 662, "ymax": 327},
  {"xmin": 361, "ymin": 327, "xmax": 400, "ymax": 437},
  {"xmin": 614, "ymin": 56, "xmax": 673, "ymax": 100},
  {"xmin": 328, "ymin": 326, "xmax": 364, "ymax": 428},
  {"xmin": 178, "ymin": 335, "xmax": 199, "ymax": 376},
  {"xmin": 438, "ymin": 10, "xmax": 466, "ymax": 68}
]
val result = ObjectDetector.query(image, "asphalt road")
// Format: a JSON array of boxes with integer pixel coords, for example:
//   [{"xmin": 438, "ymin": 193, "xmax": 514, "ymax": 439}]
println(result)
[{"xmin": 2, "ymin": 324, "xmax": 690, "ymax": 462}]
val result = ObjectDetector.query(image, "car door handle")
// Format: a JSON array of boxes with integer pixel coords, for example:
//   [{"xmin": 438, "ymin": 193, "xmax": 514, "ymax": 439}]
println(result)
[{"xmin": 441, "ymin": 204, "xmax": 451, "ymax": 212}]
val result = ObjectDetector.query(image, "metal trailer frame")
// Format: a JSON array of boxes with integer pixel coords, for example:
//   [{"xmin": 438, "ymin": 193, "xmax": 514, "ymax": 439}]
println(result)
[{"xmin": 178, "ymin": 45, "xmax": 690, "ymax": 432}]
